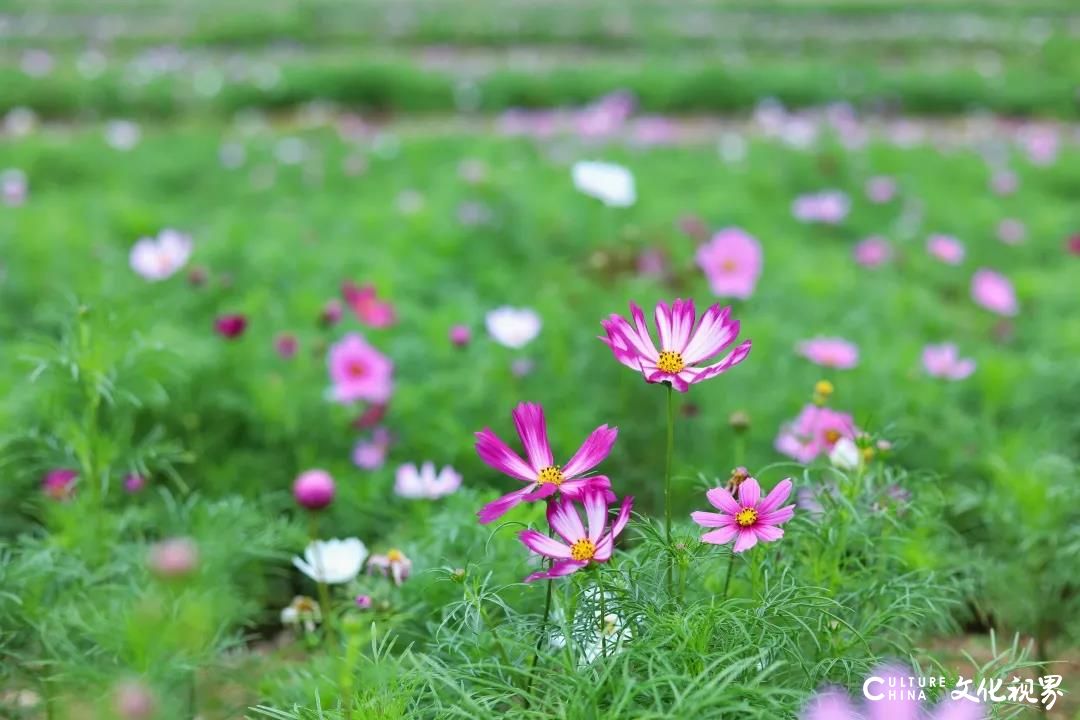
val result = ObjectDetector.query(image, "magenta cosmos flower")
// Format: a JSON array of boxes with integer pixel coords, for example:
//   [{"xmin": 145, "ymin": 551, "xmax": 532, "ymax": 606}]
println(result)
[
  {"xmin": 691, "ymin": 476, "xmax": 795, "ymax": 553},
  {"xmin": 695, "ymin": 228, "xmax": 763, "ymax": 299},
  {"xmin": 342, "ymin": 281, "xmax": 396, "ymax": 328},
  {"xmin": 475, "ymin": 403, "xmax": 617, "ymax": 523},
  {"xmin": 600, "ymin": 300, "xmax": 751, "ymax": 392},
  {"xmin": 922, "ymin": 343, "xmax": 975, "ymax": 380},
  {"xmin": 519, "ymin": 490, "xmax": 633, "ymax": 582},
  {"xmin": 775, "ymin": 405, "xmax": 858, "ymax": 464},
  {"xmin": 797, "ymin": 338, "xmax": 858, "ymax": 369},
  {"xmin": 971, "ymin": 269, "xmax": 1018, "ymax": 317},
  {"xmin": 328, "ymin": 333, "xmax": 393, "ymax": 404}
]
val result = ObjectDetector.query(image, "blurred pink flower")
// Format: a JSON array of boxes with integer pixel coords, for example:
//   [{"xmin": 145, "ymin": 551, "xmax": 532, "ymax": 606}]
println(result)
[
  {"xmin": 320, "ymin": 299, "xmax": 344, "ymax": 327},
  {"xmin": 113, "ymin": 680, "xmax": 157, "ymax": 720},
  {"xmin": 353, "ymin": 427, "xmax": 391, "ymax": 470},
  {"xmin": 971, "ymin": 269, "xmax": 1018, "ymax": 317},
  {"xmin": 449, "ymin": 324, "xmax": 471, "ymax": 347},
  {"xmin": 775, "ymin": 405, "xmax": 858, "ymax": 463},
  {"xmin": 395, "ymin": 462, "xmax": 461, "ymax": 499},
  {"xmin": 2, "ymin": 169, "xmax": 27, "ymax": 206},
  {"xmin": 148, "ymin": 537, "xmax": 199, "ymax": 578},
  {"xmin": 796, "ymin": 338, "xmax": 859, "ymax": 369},
  {"xmin": 997, "ymin": 218, "xmax": 1026, "ymax": 245},
  {"xmin": 692, "ymin": 476, "xmax": 795, "ymax": 553},
  {"xmin": 130, "ymin": 230, "xmax": 193, "ymax": 281},
  {"xmin": 864, "ymin": 176, "xmax": 897, "ymax": 204},
  {"xmin": 630, "ymin": 116, "xmax": 676, "ymax": 146},
  {"xmin": 215, "ymin": 314, "xmax": 247, "ymax": 339},
  {"xmin": 853, "ymin": 236, "xmax": 892, "ymax": 268},
  {"xmin": 1065, "ymin": 234, "xmax": 1080, "ymax": 256},
  {"xmin": 328, "ymin": 333, "xmax": 393, "ymax": 403},
  {"xmin": 637, "ymin": 248, "xmax": 668, "ymax": 280},
  {"xmin": 990, "ymin": 170, "xmax": 1018, "ymax": 196},
  {"xmin": 275, "ymin": 333, "xmax": 298, "ymax": 359},
  {"xmin": 926, "ymin": 234, "xmax": 964, "ymax": 265},
  {"xmin": 342, "ymin": 281, "xmax": 396, "ymax": 328},
  {"xmin": 293, "ymin": 469, "xmax": 336, "ymax": 510},
  {"xmin": 695, "ymin": 228, "xmax": 763, "ymax": 299},
  {"xmin": 1019, "ymin": 125, "xmax": 1059, "ymax": 166},
  {"xmin": 922, "ymin": 343, "xmax": 975, "ymax": 380},
  {"xmin": 792, "ymin": 191, "xmax": 850, "ymax": 225},
  {"xmin": 123, "ymin": 473, "xmax": 147, "ymax": 493},
  {"xmin": 43, "ymin": 469, "xmax": 78, "ymax": 501},
  {"xmin": 355, "ymin": 594, "xmax": 373, "ymax": 609},
  {"xmin": 802, "ymin": 664, "xmax": 987, "ymax": 720}
]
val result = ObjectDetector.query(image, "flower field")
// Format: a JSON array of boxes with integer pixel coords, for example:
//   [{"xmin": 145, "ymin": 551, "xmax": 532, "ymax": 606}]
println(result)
[{"xmin": 1, "ymin": 1, "xmax": 1079, "ymax": 718}]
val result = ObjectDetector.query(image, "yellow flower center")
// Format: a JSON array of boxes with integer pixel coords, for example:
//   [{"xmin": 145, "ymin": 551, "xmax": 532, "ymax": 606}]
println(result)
[
  {"xmin": 570, "ymin": 538, "xmax": 597, "ymax": 561},
  {"xmin": 387, "ymin": 549, "xmax": 404, "ymax": 562},
  {"xmin": 721, "ymin": 259, "xmax": 738, "ymax": 272},
  {"xmin": 735, "ymin": 507, "xmax": 758, "ymax": 527},
  {"xmin": 537, "ymin": 465, "xmax": 564, "ymax": 486},
  {"xmin": 657, "ymin": 350, "xmax": 685, "ymax": 374},
  {"xmin": 824, "ymin": 429, "xmax": 842, "ymax": 446}
]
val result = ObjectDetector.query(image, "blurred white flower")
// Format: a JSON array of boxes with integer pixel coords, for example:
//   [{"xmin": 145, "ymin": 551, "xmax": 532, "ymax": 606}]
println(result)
[
  {"xmin": 572, "ymin": 161, "xmax": 636, "ymax": 207},
  {"xmin": 292, "ymin": 538, "xmax": 367, "ymax": 585},
  {"xmin": 486, "ymin": 306, "xmax": 541, "ymax": 349},
  {"xmin": 129, "ymin": 230, "xmax": 192, "ymax": 281},
  {"xmin": 828, "ymin": 437, "xmax": 862, "ymax": 471},
  {"xmin": 395, "ymin": 462, "xmax": 461, "ymax": 500},
  {"xmin": 105, "ymin": 120, "xmax": 141, "ymax": 151}
]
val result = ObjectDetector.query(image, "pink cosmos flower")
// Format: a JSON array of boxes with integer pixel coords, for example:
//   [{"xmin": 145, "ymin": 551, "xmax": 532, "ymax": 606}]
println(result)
[
  {"xmin": 328, "ymin": 333, "xmax": 393, "ymax": 403},
  {"xmin": 926, "ymin": 234, "xmax": 964, "ymax": 265},
  {"xmin": 342, "ymin": 281, "xmax": 396, "ymax": 328},
  {"xmin": 130, "ymin": 229, "xmax": 193, "ymax": 281},
  {"xmin": 792, "ymin": 191, "xmax": 850, "ymax": 225},
  {"xmin": 990, "ymin": 170, "xmax": 1018, "ymax": 196},
  {"xmin": 775, "ymin": 405, "xmax": 858, "ymax": 464},
  {"xmin": 395, "ymin": 462, "xmax": 462, "ymax": 499},
  {"xmin": 43, "ymin": 469, "xmax": 78, "ymax": 501},
  {"xmin": 691, "ymin": 476, "xmax": 795, "ymax": 553},
  {"xmin": 368, "ymin": 549, "xmax": 412, "ymax": 585},
  {"xmin": 997, "ymin": 218, "xmax": 1025, "ymax": 245},
  {"xmin": 518, "ymin": 490, "xmax": 633, "ymax": 582},
  {"xmin": 796, "ymin": 338, "xmax": 858, "ymax": 369},
  {"xmin": 864, "ymin": 176, "xmax": 897, "ymax": 204},
  {"xmin": 695, "ymin": 228, "xmax": 763, "ymax": 299},
  {"xmin": 353, "ymin": 427, "xmax": 391, "ymax": 470},
  {"xmin": 853, "ymin": 236, "xmax": 891, "ymax": 268},
  {"xmin": 123, "ymin": 473, "xmax": 146, "ymax": 493},
  {"xmin": 600, "ymin": 299, "xmax": 752, "ymax": 393},
  {"xmin": 475, "ymin": 402, "xmax": 618, "ymax": 523},
  {"xmin": 971, "ymin": 269, "xmax": 1018, "ymax": 317},
  {"xmin": 922, "ymin": 343, "xmax": 975, "ymax": 380},
  {"xmin": 215, "ymin": 314, "xmax": 247, "ymax": 339},
  {"xmin": 802, "ymin": 664, "xmax": 986, "ymax": 720}
]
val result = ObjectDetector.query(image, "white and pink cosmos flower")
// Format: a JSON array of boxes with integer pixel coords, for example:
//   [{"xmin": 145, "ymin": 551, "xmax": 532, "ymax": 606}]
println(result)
[
  {"xmin": 922, "ymin": 343, "xmax": 975, "ymax": 380},
  {"xmin": 691, "ymin": 476, "xmax": 795, "ymax": 553},
  {"xmin": 129, "ymin": 229, "xmax": 193, "ymax": 281},
  {"xmin": 600, "ymin": 299, "xmax": 752, "ymax": 393},
  {"xmin": 475, "ymin": 403, "xmax": 617, "ymax": 524},
  {"xmin": 775, "ymin": 405, "xmax": 859, "ymax": 464},
  {"xmin": 792, "ymin": 191, "xmax": 850, "ymax": 225},
  {"xmin": 395, "ymin": 462, "xmax": 461, "ymax": 499},
  {"xmin": 518, "ymin": 490, "xmax": 633, "ymax": 582}
]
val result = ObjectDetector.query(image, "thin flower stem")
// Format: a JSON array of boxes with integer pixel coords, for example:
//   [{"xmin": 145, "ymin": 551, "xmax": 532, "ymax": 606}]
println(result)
[
  {"xmin": 308, "ymin": 513, "xmax": 334, "ymax": 643},
  {"xmin": 663, "ymin": 384, "xmax": 675, "ymax": 596},
  {"xmin": 722, "ymin": 551, "xmax": 735, "ymax": 599},
  {"xmin": 525, "ymin": 525, "xmax": 556, "ymax": 702},
  {"xmin": 598, "ymin": 574, "xmax": 608, "ymax": 659}
]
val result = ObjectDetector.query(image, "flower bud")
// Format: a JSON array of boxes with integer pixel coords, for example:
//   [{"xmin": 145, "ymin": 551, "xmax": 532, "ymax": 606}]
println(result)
[
  {"xmin": 728, "ymin": 410, "xmax": 750, "ymax": 433},
  {"xmin": 293, "ymin": 469, "xmax": 335, "ymax": 510}
]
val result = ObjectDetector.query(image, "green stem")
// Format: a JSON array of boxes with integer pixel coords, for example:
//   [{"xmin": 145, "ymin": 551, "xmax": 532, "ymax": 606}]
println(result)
[
  {"xmin": 663, "ymin": 384, "xmax": 675, "ymax": 595},
  {"xmin": 722, "ymin": 552, "xmax": 735, "ymax": 599},
  {"xmin": 308, "ymin": 513, "xmax": 334, "ymax": 643},
  {"xmin": 598, "ymin": 575, "xmax": 608, "ymax": 659},
  {"xmin": 525, "ymin": 526, "xmax": 556, "ymax": 702},
  {"xmin": 340, "ymin": 630, "xmax": 361, "ymax": 720}
]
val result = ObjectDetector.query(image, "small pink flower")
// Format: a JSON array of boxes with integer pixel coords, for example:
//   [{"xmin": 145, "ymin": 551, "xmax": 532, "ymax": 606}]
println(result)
[
  {"xmin": 775, "ymin": 405, "xmax": 858, "ymax": 464},
  {"xmin": 368, "ymin": 549, "xmax": 412, "ymax": 585},
  {"xmin": 293, "ymin": 469, "xmax": 335, "ymax": 510},
  {"xmin": 1065, "ymin": 234, "xmax": 1080, "ymax": 256},
  {"xmin": 353, "ymin": 427, "xmax": 392, "ymax": 470},
  {"xmin": 518, "ymin": 490, "xmax": 633, "ymax": 582},
  {"xmin": 922, "ymin": 343, "xmax": 975, "ymax": 380},
  {"xmin": 475, "ymin": 402, "xmax": 617, "ymax": 524},
  {"xmin": 355, "ymin": 594, "xmax": 373, "ymax": 609},
  {"xmin": 600, "ymin": 299, "xmax": 752, "ymax": 393},
  {"xmin": 449, "ymin": 325, "xmax": 471, "ymax": 347},
  {"xmin": 990, "ymin": 170, "xmax": 1018, "ymax": 196},
  {"xmin": 148, "ymin": 537, "xmax": 199, "ymax": 578},
  {"xmin": 395, "ymin": 462, "xmax": 461, "ymax": 499},
  {"xmin": 997, "ymin": 218, "xmax": 1026, "ymax": 245},
  {"xmin": 274, "ymin": 333, "xmax": 298, "ymax": 359},
  {"xmin": 43, "ymin": 469, "xmax": 78, "ymax": 501},
  {"xmin": 926, "ymin": 234, "xmax": 964, "ymax": 265},
  {"xmin": 692, "ymin": 476, "xmax": 795, "ymax": 553},
  {"xmin": 123, "ymin": 473, "xmax": 146, "ymax": 493},
  {"xmin": 637, "ymin": 248, "xmax": 668, "ymax": 279},
  {"xmin": 864, "ymin": 175, "xmax": 896, "ymax": 204},
  {"xmin": 1019, "ymin": 125, "xmax": 1059, "ymax": 166},
  {"xmin": 792, "ymin": 191, "xmax": 850, "ymax": 225},
  {"xmin": 327, "ymin": 333, "xmax": 393, "ymax": 404},
  {"xmin": 695, "ymin": 228, "xmax": 763, "ymax": 299},
  {"xmin": 796, "ymin": 338, "xmax": 858, "ymax": 369},
  {"xmin": 853, "ymin": 236, "xmax": 891, "ymax": 268},
  {"xmin": 215, "ymin": 314, "xmax": 247, "ymax": 339},
  {"xmin": 342, "ymin": 281, "xmax": 397, "ymax": 328},
  {"xmin": 971, "ymin": 268, "xmax": 1018, "ymax": 316}
]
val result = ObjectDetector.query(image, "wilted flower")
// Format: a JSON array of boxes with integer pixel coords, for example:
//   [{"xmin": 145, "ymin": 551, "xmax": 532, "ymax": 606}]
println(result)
[
  {"xmin": 293, "ymin": 469, "xmax": 335, "ymax": 510},
  {"xmin": 129, "ymin": 230, "xmax": 192, "ymax": 281},
  {"xmin": 1, "ymin": 169, "xmax": 28, "ymax": 207},
  {"xmin": 368, "ymin": 549, "xmax": 412, "ymax": 585},
  {"xmin": 395, "ymin": 462, "xmax": 461, "ymax": 499},
  {"xmin": 123, "ymin": 473, "xmax": 146, "ymax": 494},
  {"xmin": 353, "ymin": 427, "xmax": 392, "ymax": 470},
  {"xmin": 797, "ymin": 338, "xmax": 858, "ymax": 369},
  {"xmin": 42, "ymin": 469, "xmax": 78, "ymax": 501},
  {"xmin": 571, "ymin": 161, "xmax": 636, "ymax": 207},
  {"xmin": 342, "ymin": 281, "xmax": 396, "ymax": 328},
  {"xmin": 486, "ymin": 306, "xmax": 541, "ymax": 349},
  {"xmin": 853, "ymin": 236, "xmax": 892, "ymax": 268},
  {"xmin": 215, "ymin": 313, "xmax": 247, "ymax": 339},
  {"xmin": 971, "ymin": 269, "xmax": 1018, "ymax": 317},
  {"xmin": 475, "ymin": 402, "xmax": 617, "ymax": 523},
  {"xmin": 148, "ymin": 537, "xmax": 199, "ymax": 579},
  {"xmin": 775, "ymin": 405, "xmax": 858, "ymax": 464},
  {"xmin": 926, "ymin": 234, "xmax": 964, "ymax": 265},
  {"xmin": 695, "ymin": 228, "xmax": 763, "ymax": 299},
  {"xmin": 792, "ymin": 190, "xmax": 849, "ymax": 225},
  {"xmin": 922, "ymin": 343, "xmax": 975, "ymax": 380},
  {"xmin": 519, "ymin": 490, "xmax": 633, "ymax": 582},
  {"xmin": 692, "ymin": 476, "xmax": 795, "ymax": 553},
  {"xmin": 600, "ymin": 299, "xmax": 752, "ymax": 392},
  {"xmin": 280, "ymin": 595, "xmax": 321, "ymax": 632},
  {"xmin": 293, "ymin": 538, "xmax": 367, "ymax": 585},
  {"xmin": 328, "ymin": 333, "xmax": 394, "ymax": 404},
  {"xmin": 449, "ymin": 324, "xmax": 471, "ymax": 347}
]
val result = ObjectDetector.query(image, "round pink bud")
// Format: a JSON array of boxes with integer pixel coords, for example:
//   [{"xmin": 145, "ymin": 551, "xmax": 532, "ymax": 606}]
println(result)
[
  {"xmin": 123, "ymin": 473, "xmax": 146, "ymax": 493},
  {"xmin": 148, "ymin": 537, "xmax": 199, "ymax": 579},
  {"xmin": 293, "ymin": 469, "xmax": 335, "ymax": 510},
  {"xmin": 274, "ymin": 333, "xmax": 299, "ymax": 359},
  {"xmin": 355, "ymin": 594, "xmax": 373, "ymax": 609},
  {"xmin": 449, "ymin": 325, "xmax": 471, "ymax": 348},
  {"xmin": 113, "ymin": 680, "xmax": 157, "ymax": 719}
]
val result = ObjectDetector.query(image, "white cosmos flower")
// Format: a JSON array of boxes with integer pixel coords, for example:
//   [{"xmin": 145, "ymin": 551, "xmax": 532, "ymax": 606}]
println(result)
[
  {"xmin": 292, "ymin": 538, "xmax": 367, "ymax": 585},
  {"xmin": 571, "ymin": 161, "xmax": 636, "ymax": 207},
  {"xmin": 129, "ymin": 229, "xmax": 193, "ymax": 281},
  {"xmin": 828, "ymin": 437, "xmax": 862, "ymax": 471},
  {"xmin": 485, "ymin": 306, "xmax": 541, "ymax": 349},
  {"xmin": 395, "ymin": 462, "xmax": 461, "ymax": 500}
]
